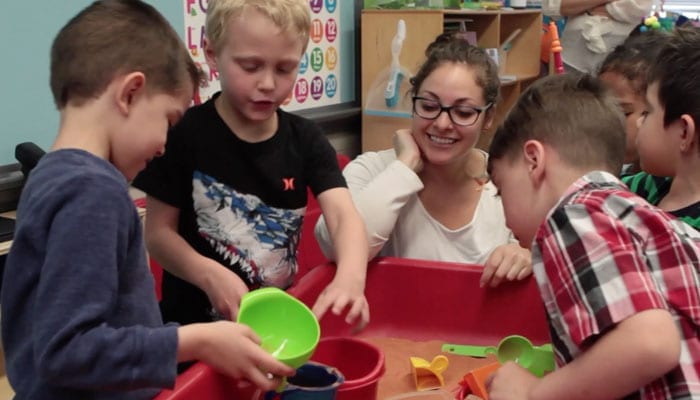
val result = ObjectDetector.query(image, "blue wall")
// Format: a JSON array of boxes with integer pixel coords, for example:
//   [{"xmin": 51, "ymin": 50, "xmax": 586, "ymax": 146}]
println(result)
[{"xmin": 0, "ymin": 1, "xmax": 356, "ymax": 165}]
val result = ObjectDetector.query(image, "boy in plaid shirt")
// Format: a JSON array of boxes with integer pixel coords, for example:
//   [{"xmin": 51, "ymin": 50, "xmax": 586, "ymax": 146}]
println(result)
[{"xmin": 486, "ymin": 72, "xmax": 700, "ymax": 399}]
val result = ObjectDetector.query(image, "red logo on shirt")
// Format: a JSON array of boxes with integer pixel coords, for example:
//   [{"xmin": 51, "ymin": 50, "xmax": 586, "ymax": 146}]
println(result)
[{"xmin": 283, "ymin": 177, "xmax": 295, "ymax": 191}]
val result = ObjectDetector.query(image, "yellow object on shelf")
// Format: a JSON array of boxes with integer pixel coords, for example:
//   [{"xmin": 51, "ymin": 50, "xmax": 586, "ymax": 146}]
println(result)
[{"xmin": 481, "ymin": 1, "xmax": 504, "ymax": 9}]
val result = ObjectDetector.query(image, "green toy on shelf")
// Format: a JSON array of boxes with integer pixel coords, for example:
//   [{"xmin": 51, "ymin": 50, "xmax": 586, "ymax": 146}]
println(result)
[{"xmin": 364, "ymin": 0, "xmax": 407, "ymax": 9}]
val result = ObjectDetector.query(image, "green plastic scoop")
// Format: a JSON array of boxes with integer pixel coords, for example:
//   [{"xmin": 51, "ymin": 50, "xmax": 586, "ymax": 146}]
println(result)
[{"xmin": 442, "ymin": 335, "xmax": 555, "ymax": 377}]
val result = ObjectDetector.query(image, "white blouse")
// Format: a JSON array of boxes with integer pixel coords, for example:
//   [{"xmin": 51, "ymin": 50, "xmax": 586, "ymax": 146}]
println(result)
[
  {"xmin": 543, "ymin": 0, "xmax": 653, "ymax": 73},
  {"xmin": 314, "ymin": 149, "xmax": 515, "ymax": 265}
]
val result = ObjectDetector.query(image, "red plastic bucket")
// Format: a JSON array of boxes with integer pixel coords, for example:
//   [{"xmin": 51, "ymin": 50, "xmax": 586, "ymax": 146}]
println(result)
[{"xmin": 310, "ymin": 337, "xmax": 385, "ymax": 400}]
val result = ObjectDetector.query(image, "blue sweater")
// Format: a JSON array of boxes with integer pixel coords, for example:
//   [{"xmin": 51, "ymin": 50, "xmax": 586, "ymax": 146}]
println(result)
[{"xmin": 1, "ymin": 150, "xmax": 178, "ymax": 399}]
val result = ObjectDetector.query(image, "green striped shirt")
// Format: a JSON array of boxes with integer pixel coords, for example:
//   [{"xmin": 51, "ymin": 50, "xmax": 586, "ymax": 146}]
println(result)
[{"xmin": 622, "ymin": 172, "xmax": 700, "ymax": 230}]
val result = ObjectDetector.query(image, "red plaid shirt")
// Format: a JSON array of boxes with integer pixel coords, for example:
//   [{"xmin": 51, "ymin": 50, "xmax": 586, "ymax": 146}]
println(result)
[{"xmin": 534, "ymin": 171, "xmax": 700, "ymax": 399}]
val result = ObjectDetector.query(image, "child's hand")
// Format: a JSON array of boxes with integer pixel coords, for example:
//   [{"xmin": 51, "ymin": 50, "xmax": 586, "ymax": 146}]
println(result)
[
  {"xmin": 480, "ymin": 243, "xmax": 532, "ymax": 288},
  {"xmin": 311, "ymin": 278, "xmax": 370, "ymax": 332},
  {"xmin": 486, "ymin": 361, "xmax": 539, "ymax": 400},
  {"xmin": 393, "ymin": 129, "xmax": 423, "ymax": 172},
  {"xmin": 183, "ymin": 321, "xmax": 296, "ymax": 392},
  {"xmin": 202, "ymin": 264, "xmax": 250, "ymax": 320}
]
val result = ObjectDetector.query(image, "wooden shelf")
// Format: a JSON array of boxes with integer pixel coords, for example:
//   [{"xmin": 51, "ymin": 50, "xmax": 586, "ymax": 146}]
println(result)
[{"xmin": 360, "ymin": 9, "xmax": 543, "ymax": 152}]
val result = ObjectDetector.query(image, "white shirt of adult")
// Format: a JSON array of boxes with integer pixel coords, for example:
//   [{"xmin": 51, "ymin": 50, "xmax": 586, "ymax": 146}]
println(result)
[
  {"xmin": 314, "ymin": 149, "xmax": 516, "ymax": 265},
  {"xmin": 543, "ymin": 0, "xmax": 652, "ymax": 73}
]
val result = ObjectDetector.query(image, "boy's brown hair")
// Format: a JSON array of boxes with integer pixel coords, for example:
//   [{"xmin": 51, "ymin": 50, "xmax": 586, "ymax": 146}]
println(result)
[
  {"xmin": 205, "ymin": 0, "xmax": 311, "ymax": 56},
  {"xmin": 648, "ymin": 26, "xmax": 700, "ymax": 132},
  {"xmin": 598, "ymin": 30, "xmax": 670, "ymax": 97},
  {"xmin": 488, "ymin": 74, "xmax": 626, "ymax": 174},
  {"xmin": 50, "ymin": 0, "xmax": 202, "ymax": 109}
]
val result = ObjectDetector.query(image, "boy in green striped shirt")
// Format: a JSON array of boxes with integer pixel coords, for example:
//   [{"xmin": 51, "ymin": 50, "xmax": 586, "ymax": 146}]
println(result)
[{"xmin": 623, "ymin": 26, "xmax": 700, "ymax": 230}]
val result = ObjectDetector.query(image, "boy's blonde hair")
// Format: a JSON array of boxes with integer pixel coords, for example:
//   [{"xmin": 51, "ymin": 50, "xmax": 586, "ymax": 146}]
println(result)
[
  {"xmin": 489, "ymin": 74, "xmax": 626, "ymax": 174},
  {"xmin": 205, "ymin": 0, "xmax": 311, "ymax": 55},
  {"xmin": 50, "ymin": 0, "xmax": 202, "ymax": 109}
]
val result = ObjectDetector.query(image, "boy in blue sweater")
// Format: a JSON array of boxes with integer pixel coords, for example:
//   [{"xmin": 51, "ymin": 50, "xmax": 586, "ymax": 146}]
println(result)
[{"xmin": 0, "ymin": 1, "xmax": 294, "ymax": 399}]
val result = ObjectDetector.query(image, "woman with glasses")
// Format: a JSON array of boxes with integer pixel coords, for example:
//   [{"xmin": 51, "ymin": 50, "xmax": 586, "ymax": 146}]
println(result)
[{"xmin": 315, "ymin": 33, "xmax": 532, "ymax": 288}]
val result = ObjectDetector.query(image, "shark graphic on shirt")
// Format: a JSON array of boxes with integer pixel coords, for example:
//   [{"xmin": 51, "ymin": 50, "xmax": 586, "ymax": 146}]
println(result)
[{"xmin": 192, "ymin": 171, "xmax": 304, "ymax": 288}]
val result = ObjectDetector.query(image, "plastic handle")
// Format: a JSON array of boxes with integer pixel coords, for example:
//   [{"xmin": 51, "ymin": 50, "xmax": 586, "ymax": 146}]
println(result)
[
  {"xmin": 385, "ymin": 19, "xmax": 406, "ymax": 106},
  {"xmin": 390, "ymin": 19, "xmax": 406, "ymax": 65},
  {"xmin": 441, "ymin": 343, "xmax": 497, "ymax": 357},
  {"xmin": 499, "ymin": 28, "xmax": 522, "ymax": 53},
  {"xmin": 430, "ymin": 355, "xmax": 449, "ymax": 373}
]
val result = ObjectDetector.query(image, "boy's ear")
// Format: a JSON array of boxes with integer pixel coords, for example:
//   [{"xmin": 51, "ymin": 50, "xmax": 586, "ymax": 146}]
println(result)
[
  {"xmin": 523, "ymin": 139, "xmax": 546, "ymax": 185},
  {"xmin": 679, "ymin": 114, "xmax": 697, "ymax": 153},
  {"xmin": 116, "ymin": 72, "xmax": 146, "ymax": 116}
]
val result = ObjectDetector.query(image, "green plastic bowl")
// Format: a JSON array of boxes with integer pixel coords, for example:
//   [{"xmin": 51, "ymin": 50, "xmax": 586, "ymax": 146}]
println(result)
[{"xmin": 237, "ymin": 287, "xmax": 320, "ymax": 369}]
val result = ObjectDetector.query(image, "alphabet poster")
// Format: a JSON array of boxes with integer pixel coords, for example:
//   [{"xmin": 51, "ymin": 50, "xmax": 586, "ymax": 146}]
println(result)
[{"xmin": 183, "ymin": 0, "xmax": 342, "ymax": 111}]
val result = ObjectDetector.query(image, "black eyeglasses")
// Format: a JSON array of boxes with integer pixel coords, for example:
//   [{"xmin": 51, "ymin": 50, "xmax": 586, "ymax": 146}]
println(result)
[{"xmin": 412, "ymin": 96, "xmax": 493, "ymax": 127}]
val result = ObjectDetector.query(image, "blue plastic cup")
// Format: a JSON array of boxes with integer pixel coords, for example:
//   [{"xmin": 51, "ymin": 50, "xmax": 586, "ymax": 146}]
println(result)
[{"xmin": 264, "ymin": 361, "xmax": 344, "ymax": 400}]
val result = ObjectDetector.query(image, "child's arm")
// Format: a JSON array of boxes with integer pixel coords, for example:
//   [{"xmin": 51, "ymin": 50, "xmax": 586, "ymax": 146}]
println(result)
[
  {"xmin": 144, "ymin": 195, "xmax": 249, "ymax": 320},
  {"xmin": 30, "ymin": 194, "xmax": 291, "ymax": 392},
  {"xmin": 177, "ymin": 321, "xmax": 295, "ymax": 391},
  {"xmin": 312, "ymin": 187, "xmax": 370, "ymax": 330},
  {"xmin": 487, "ymin": 308, "xmax": 681, "ymax": 400},
  {"xmin": 23, "ymin": 187, "xmax": 177, "ymax": 390}
]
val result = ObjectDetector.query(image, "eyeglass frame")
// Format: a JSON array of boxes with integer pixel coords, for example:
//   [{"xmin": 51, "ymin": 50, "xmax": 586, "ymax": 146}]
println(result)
[{"xmin": 411, "ymin": 96, "xmax": 493, "ymax": 127}]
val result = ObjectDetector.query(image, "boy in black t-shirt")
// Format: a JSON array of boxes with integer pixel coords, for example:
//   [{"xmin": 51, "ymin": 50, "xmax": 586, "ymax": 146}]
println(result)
[{"xmin": 133, "ymin": 0, "xmax": 370, "ymax": 329}]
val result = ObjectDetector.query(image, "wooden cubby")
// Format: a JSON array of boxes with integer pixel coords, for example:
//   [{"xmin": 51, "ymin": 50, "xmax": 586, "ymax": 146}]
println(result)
[{"xmin": 360, "ymin": 9, "xmax": 543, "ymax": 152}]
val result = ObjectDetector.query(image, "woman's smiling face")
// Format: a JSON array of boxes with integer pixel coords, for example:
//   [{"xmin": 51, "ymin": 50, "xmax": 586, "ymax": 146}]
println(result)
[{"xmin": 410, "ymin": 62, "xmax": 491, "ymax": 166}]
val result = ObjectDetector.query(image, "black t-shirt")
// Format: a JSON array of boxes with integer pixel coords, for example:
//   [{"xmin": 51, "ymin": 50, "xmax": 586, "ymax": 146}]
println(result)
[{"xmin": 133, "ymin": 94, "xmax": 345, "ymax": 323}]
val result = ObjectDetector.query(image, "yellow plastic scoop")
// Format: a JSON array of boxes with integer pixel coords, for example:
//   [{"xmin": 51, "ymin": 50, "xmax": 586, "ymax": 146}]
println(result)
[{"xmin": 409, "ymin": 355, "xmax": 449, "ymax": 391}]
